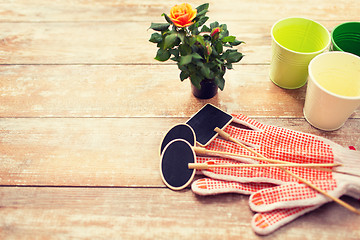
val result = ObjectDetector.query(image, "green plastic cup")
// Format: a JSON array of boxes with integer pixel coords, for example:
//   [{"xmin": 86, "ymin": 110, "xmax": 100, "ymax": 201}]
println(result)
[
  {"xmin": 331, "ymin": 22, "xmax": 360, "ymax": 57},
  {"xmin": 270, "ymin": 17, "xmax": 331, "ymax": 89}
]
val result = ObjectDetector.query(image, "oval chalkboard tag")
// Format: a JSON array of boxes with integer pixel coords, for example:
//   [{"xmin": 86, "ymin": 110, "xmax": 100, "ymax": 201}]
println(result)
[
  {"xmin": 159, "ymin": 124, "xmax": 196, "ymax": 155},
  {"xmin": 160, "ymin": 139, "xmax": 196, "ymax": 190}
]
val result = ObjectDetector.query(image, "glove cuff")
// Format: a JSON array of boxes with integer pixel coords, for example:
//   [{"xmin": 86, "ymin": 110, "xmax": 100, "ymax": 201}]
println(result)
[{"xmin": 330, "ymin": 141, "xmax": 360, "ymax": 177}]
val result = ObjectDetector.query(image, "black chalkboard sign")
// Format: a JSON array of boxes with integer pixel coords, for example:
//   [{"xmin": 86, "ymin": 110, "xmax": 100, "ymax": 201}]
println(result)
[
  {"xmin": 159, "ymin": 124, "xmax": 195, "ymax": 155},
  {"xmin": 186, "ymin": 104, "xmax": 233, "ymax": 146},
  {"xmin": 160, "ymin": 139, "xmax": 196, "ymax": 190}
]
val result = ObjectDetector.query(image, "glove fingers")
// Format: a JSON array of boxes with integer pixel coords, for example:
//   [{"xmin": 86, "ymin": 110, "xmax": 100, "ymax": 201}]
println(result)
[
  {"xmin": 224, "ymin": 125, "xmax": 262, "ymax": 148},
  {"xmin": 231, "ymin": 113, "xmax": 266, "ymax": 131},
  {"xmin": 197, "ymin": 157, "xmax": 302, "ymax": 185},
  {"xmin": 249, "ymin": 180, "xmax": 338, "ymax": 212},
  {"xmin": 198, "ymin": 159, "xmax": 286, "ymax": 185},
  {"xmin": 191, "ymin": 178, "xmax": 275, "ymax": 196},
  {"xmin": 197, "ymin": 155, "xmax": 335, "ymax": 188},
  {"xmin": 252, "ymin": 206, "xmax": 319, "ymax": 235},
  {"xmin": 230, "ymin": 114, "xmax": 336, "ymax": 166}
]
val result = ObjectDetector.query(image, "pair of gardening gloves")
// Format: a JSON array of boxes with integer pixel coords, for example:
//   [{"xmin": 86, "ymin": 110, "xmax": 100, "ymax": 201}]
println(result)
[{"xmin": 191, "ymin": 114, "xmax": 360, "ymax": 235}]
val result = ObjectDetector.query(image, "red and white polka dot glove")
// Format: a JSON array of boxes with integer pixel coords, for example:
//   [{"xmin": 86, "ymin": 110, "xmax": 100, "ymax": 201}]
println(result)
[
  {"xmin": 250, "ymin": 174, "xmax": 360, "ymax": 235},
  {"xmin": 192, "ymin": 176, "xmax": 323, "ymax": 235},
  {"xmin": 191, "ymin": 114, "xmax": 360, "ymax": 235}
]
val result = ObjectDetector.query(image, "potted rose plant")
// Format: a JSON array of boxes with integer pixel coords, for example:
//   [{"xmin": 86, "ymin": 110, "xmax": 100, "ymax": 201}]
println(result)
[{"xmin": 149, "ymin": 3, "xmax": 244, "ymax": 99}]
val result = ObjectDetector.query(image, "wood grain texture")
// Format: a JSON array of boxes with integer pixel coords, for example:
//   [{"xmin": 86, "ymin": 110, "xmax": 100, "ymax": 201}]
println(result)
[
  {"xmin": 1, "ymin": 64, "xmax": 359, "ymax": 118},
  {"xmin": 0, "ymin": 187, "xmax": 359, "ymax": 240},
  {"xmin": 1, "ymin": 117, "xmax": 359, "ymax": 187},
  {"xmin": 1, "ymin": 0, "xmax": 360, "ymax": 239},
  {"xmin": 0, "ymin": 21, "xmax": 267, "ymax": 64},
  {"xmin": 0, "ymin": 0, "xmax": 359, "ymax": 22},
  {"xmin": 0, "ymin": 21, "xmax": 347, "ymax": 64}
]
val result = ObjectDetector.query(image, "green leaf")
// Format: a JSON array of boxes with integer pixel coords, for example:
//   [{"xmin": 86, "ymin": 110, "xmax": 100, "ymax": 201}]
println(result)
[
  {"xmin": 196, "ymin": 3, "xmax": 209, "ymax": 17},
  {"xmin": 190, "ymin": 26, "xmax": 200, "ymax": 35},
  {"xmin": 219, "ymin": 30, "xmax": 229, "ymax": 39},
  {"xmin": 215, "ymin": 41, "xmax": 223, "ymax": 54},
  {"xmin": 179, "ymin": 44, "xmax": 192, "ymax": 56},
  {"xmin": 225, "ymin": 62, "xmax": 233, "ymax": 69},
  {"xmin": 214, "ymin": 76, "xmax": 225, "ymax": 90},
  {"xmin": 162, "ymin": 13, "xmax": 173, "ymax": 24},
  {"xmin": 179, "ymin": 55, "xmax": 193, "ymax": 66},
  {"xmin": 201, "ymin": 64, "xmax": 211, "ymax": 79},
  {"xmin": 221, "ymin": 51, "xmax": 229, "ymax": 60},
  {"xmin": 154, "ymin": 48, "xmax": 170, "ymax": 61},
  {"xmin": 169, "ymin": 49, "xmax": 180, "ymax": 61},
  {"xmin": 196, "ymin": 35, "xmax": 205, "ymax": 46},
  {"xmin": 163, "ymin": 33, "xmax": 178, "ymax": 49},
  {"xmin": 180, "ymin": 70, "xmax": 190, "ymax": 81},
  {"xmin": 190, "ymin": 74, "xmax": 202, "ymax": 89},
  {"xmin": 210, "ymin": 21, "xmax": 219, "ymax": 29},
  {"xmin": 230, "ymin": 40, "xmax": 245, "ymax": 46},
  {"xmin": 191, "ymin": 53, "xmax": 203, "ymax": 60},
  {"xmin": 149, "ymin": 23, "xmax": 170, "ymax": 31},
  {"xmin": 220, "ymin": 24, "xmax": 227, "ymax": 32},
  {"xmin": 211, "ymin": 47, "xmax": 218, "ymax": 57},
  {"xmin": 196, "ymin": 16, "xmax": 209, "ymax": 27},
  {"xmin": 187, "ymin": 36, "xmax": 197, "ymax": 46},
  {"xmin": 222, "ymin": 36, "xmax": 236, "ymax": 43},
  {"xmin": 188, "ymin": 23, "xmax": 196, "ymax": 34},
  {"xmin": 215, "ymin": 58, "xmax": 223, "ymax": 64},
  {"xmin": 207, "ymin": 61, "xmax": 217, "ymax": 69},
  {"xmin": 149, "ymin": 33, "xmax": 162, "ymax": 43},
  {"xmin": 177, "ymin": 31, "xmax": 186, "ymax": 43},
  {"xmin": 200, "ymin": 25, "xmax": 211, "ymax": 33},
  {"xmin": 226, "ymin": 51, "xmax": 243, "ymax": 63}
]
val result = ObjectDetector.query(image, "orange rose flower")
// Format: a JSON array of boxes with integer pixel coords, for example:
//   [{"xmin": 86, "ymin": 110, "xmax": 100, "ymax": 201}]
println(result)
[{"xmin": 169, "ymin": 3, "xmax": 197, "ymax": 28}]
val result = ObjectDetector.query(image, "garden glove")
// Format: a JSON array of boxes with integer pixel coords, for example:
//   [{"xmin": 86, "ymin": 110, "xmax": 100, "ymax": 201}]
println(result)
[
  {"xmin": 191, "ymin": 114, "xmax": 360, "ymax": 234},
  {"xmin": 191, "ymin": 157, "xmax": 360, "ymax": 235},
  {"xmin": 192, "ymin": 176, "xmax": 321, "ymax": 235}
]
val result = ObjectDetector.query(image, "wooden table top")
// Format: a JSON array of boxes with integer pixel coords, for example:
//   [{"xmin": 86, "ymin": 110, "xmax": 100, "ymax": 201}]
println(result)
[{"xmin": 1, "ymin": 1, "xmax": 359, "ymax": 239}]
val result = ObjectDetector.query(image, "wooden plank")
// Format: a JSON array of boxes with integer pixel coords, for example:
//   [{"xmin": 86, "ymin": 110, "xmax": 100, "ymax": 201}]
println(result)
[
  {"xmin": 0, "ymin": 0, "xmax": 359, "ymax": 22},
  {"xmin": 1, "ymin": 117, "xmax": 359, "ymax": 187},
  {"xmin": 0, "ymin": 1, "xmax": 358, "ymax": 239},
  {"xmin": 0, "ymin": 187, "xmax": 359, "ymax": 239},
  {"xmin": 0, "ymin": 21, "xmax": 346, "ymax": 65},
  {"xmin": 1, "ymin": 64, "xmax": 359, "ymax": 118},
  {"xmin": 0, "ymin": 21, "xmax": 268, "ymax": 64}
]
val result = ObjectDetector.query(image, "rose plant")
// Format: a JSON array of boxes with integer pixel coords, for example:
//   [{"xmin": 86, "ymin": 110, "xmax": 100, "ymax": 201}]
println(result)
[{"xmin": 149, "ymin": 3, "xmax": 244, "ymax": 91}]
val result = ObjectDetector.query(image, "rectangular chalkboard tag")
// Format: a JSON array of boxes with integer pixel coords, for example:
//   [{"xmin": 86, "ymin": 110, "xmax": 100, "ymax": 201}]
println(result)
[{"xmin": 186, "ymin": 104, "xmax": 233, "ymax": 147}]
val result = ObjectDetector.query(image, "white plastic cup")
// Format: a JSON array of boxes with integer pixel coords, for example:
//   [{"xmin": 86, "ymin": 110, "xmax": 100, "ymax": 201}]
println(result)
[
  {"xmin": 270, "ymin": 17, "xmax": 331, "ymax": 89},
  {"xmin": 303, "ymin": 52, "xmax": 360, "ymax": 131}
]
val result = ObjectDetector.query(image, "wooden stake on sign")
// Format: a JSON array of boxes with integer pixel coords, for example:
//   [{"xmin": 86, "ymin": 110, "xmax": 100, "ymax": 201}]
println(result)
[
  {"xmin": 192, "ymin": 146, "xmax": 339, "ymax": 171},
  {"xmin": 214, "ymin": 127, "xmax": 267, "ymax": 157},
  {"xmin": 188, "ymin": 162, "xmax": 342, "ymax": 170},
  {"xmin": 214, "ymin": 127, "xmax": 360, "ymax": 215}
]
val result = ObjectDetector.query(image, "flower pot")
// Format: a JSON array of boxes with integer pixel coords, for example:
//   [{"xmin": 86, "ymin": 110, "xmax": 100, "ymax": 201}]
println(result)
[{"xmin": 191, "ymin": 79, "xmax": 218, "ymax": 99}]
